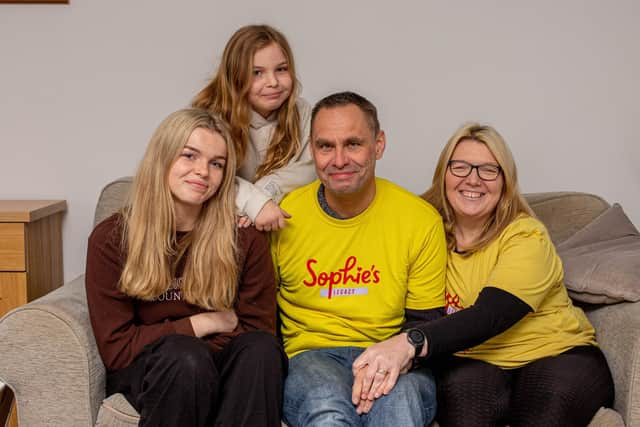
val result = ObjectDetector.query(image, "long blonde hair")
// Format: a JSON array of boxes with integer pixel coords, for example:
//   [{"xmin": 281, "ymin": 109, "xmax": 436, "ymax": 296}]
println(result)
[
  {"xmin": 422, "ymin": 123, "xmax": 533, "ymax": 253},
  {"xmin": 192, "ymin": 24, "xmax": 303, "ymax": 180},
  {"xmin": 119, "ymin": 108, "xmax": 239, "ymax": 310}
]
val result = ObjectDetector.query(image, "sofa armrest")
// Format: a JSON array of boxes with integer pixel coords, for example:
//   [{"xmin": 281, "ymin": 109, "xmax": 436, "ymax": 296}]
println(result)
[
  {"xmin": 0, "ymin": 275, "xmax": 105, "ymax": 426},
  {"xmin": 584, "ymin": 301, "xmax": 640, "ymax": 426}
]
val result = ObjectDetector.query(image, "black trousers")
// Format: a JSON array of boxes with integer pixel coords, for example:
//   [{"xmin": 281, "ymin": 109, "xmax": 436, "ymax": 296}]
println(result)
[
  {"xmin": 106, "ymin": 331, "xmax": 287, "ymax": 427},
  {"xmin": 433, "ymin": 345, "xmax": 614, "ymax": 427}
]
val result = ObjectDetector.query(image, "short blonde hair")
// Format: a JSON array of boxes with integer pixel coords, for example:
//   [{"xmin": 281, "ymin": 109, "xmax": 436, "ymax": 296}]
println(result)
[{"xmin": 422, "ymin": 123, "xmax": 533, "ymax": 253}]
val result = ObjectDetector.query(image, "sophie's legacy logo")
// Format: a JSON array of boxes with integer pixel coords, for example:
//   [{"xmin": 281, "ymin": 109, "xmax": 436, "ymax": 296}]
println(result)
[{"xmin": 303, "ymin": 256, "xmax": 380, "ymax": 299}]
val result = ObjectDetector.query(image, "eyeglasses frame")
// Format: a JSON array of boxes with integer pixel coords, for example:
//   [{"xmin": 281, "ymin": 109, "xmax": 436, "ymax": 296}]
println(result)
[{"xmin": 447, "ymin": 160, "xmax": 502, "ymax": 181}]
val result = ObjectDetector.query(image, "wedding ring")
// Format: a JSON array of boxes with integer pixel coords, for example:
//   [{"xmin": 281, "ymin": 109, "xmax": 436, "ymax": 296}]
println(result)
[{"xmin": 376, "ymin": 368, "xmax": 388, "ymax": 375}]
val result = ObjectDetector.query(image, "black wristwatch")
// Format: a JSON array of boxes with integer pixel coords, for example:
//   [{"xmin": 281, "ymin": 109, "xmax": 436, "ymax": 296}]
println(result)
[{"xmin": 405, "ymin": 328, "xmax": 426, "ymax": 359}]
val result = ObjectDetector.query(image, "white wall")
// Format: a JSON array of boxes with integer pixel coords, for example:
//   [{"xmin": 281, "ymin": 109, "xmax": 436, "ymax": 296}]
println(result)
[{"xmin": 1, "ymin": 0, "xmax": 638, "ymax": 282}]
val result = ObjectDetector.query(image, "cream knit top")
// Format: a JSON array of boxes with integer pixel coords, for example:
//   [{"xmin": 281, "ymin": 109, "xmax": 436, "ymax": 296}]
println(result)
[{"xmin": 235, "ymin": 97, "xmax": 315, "ymax": 220}]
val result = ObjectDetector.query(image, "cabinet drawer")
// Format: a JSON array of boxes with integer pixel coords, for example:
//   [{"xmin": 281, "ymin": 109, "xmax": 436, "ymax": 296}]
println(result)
[
  {"xmin": 0, "ymin": 224, "xmax": 25, "ymax": 271},
  {"xmin": 0, "ymin": 272, "xmax": 27, "ymax": 316}
]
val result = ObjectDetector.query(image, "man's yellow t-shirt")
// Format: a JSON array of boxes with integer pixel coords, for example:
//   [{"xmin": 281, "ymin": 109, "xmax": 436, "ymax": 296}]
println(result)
[
  {"xmin": 272, "ymin": 178, "xmax": 447, "ymax": 358},
  {"xmin": 446, "ymin": 215, "xmax": 597, "ymax": 368}
]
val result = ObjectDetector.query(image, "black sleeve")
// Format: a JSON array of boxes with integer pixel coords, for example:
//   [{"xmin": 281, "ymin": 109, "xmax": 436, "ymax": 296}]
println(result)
[
  {"xmin": 416, "ymin": 286, "xmax": 532, "ymax": 360},
  {"xmin": 404, "ymin": 307, "xmax": 445, "ymax": 330}
]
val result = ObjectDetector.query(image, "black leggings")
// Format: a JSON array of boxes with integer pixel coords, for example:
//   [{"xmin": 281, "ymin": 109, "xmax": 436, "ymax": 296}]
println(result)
[
  {"xmin": 433, "ymin": 345, "xmax": 614, "ymax": 427},
  {"xmin": 106, "ymin": 331, "xmax": 287, "ymax": 427}
]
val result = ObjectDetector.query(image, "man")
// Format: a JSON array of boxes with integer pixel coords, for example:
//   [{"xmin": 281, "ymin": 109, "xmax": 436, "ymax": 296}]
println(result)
[{"xmin": 271, "ymin": 91, "xmax": 446, "ymax": 426}]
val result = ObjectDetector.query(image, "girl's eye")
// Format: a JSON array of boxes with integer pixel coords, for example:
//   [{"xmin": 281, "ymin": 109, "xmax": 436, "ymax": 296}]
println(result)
[
  {"xmin": 253, "ymin": 69, "xmax": 263, "ymax": 76},
  {"xmin": 210, "ymin": 161, "xmax": 225, "ymax": 169},
  {"xmin": 276, "ymin": 66, "xmax": 289, "ymax": 73},
  {"xmin": 181, "ymin": 152, "xmax": 195, "ymax": 160}
]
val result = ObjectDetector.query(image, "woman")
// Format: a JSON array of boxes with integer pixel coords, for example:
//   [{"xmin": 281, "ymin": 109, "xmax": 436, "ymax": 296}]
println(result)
[
  {"xmin": 193, "ymin": 24, "xmax": 315, "ymax": 232},
  {"xmin": 353, "ymin": 123, "xmax": 614, "ymax": 426},
  {"xmin": 85, "ymin": 108, "xmax": 286, "ymax": 427}
]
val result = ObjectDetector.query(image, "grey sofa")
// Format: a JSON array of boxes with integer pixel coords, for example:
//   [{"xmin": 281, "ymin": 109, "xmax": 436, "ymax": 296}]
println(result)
[{"xmin": 0, "ymin": 177, "xmax": 638, "ymax": 426}]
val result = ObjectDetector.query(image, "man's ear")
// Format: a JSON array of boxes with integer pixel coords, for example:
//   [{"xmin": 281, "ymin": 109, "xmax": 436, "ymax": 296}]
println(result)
[
  {"xmin": 375, "ymin": 130, "xmax": 386, "ymax": 160},
  {"xmin": 309, "ymin": 137, "xmax": 317, "ymax": 160}
]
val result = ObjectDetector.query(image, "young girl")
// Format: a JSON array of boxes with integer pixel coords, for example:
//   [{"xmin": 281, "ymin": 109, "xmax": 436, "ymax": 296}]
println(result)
[
  {"xmin": 85, "ymin": 108, "xmax": 286, "ymax": 427},
  {"xmin": 192, "ymin": 24, "xmax": 314, "ymax": 232}
]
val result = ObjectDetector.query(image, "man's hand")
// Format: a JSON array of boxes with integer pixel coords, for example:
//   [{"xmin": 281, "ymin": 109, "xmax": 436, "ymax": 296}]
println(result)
[
  {"xmin": 352, "ymin": 334, "xmax": 415, "ymax": 403},
  {"xmin": 254, "ymin": 200, "xmax": 291, "ymax": 231}
]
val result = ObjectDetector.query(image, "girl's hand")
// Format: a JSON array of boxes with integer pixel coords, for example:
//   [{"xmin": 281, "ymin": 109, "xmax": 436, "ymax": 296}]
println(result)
[
  {"xmin": 237, "ymin": 215, "xmax": 253, "ymax": 228},
  {"xmin": 190, "ymin": 310, "xmax": 238, "ymax": 337},
  {"xmin": 254, "ymin": 200, "xmax": 291, "ymax": 231}
]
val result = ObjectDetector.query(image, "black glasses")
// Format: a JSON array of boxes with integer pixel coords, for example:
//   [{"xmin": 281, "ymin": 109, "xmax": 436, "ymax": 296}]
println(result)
[{"xmin": 447, "ymin": 160, "xmax": 502, "ymax": 181}]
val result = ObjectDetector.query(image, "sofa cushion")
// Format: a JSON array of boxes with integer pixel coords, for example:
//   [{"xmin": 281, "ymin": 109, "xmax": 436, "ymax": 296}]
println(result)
[
  {"xmin": 557, "ymin": 203, "xmax": 640, "ymax": 304},
  {"xmin": 587, "ymin": 407, "xmax": 625, "ymax": 427},
  {"xmin": 94, "ymin": 177, "xmax": 132, "ymax": 226},
  {"xmin": 525, "ymin": 192, "xmax": 610, "ymax": 245},
  {"xmin": 95, "ymin": 393, "xmax": 139, "ymax": 427}
]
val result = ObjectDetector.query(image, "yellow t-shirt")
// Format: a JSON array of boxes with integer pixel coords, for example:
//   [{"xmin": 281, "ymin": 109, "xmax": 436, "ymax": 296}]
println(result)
[
  {"xmin": 446, "ymin": 215, "xmax": 597, "ymax": 368},
  {"xmin": 272, "ymin": 178, "xmax": 447, "ymax": 358}
]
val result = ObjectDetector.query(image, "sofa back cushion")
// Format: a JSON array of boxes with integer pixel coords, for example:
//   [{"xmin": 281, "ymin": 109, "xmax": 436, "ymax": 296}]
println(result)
[
  {"xmin": 524, "ymin": 192, "xmax": 610, "ymax": 245},
  {"xmin": 556, "ymin": 203, "xmax": 640, "ymax": 304},
  {"xmin": 94, "ymin": 177, "xmax": 133, "ymax": 226}
]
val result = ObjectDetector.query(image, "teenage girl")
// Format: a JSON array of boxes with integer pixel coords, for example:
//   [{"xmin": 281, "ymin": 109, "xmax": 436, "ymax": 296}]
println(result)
[
  {"xmin": 86, "ymin": 108, "xmax": 286, "ymax": 427},
  {"xmin": 192, "ymin": 24, "xmax": 314, "ymax": 232}
]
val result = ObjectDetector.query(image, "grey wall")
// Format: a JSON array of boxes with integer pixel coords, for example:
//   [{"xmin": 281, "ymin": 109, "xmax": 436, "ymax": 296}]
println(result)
[{"xmin": 1, "ymin": 0, "xmax": 638, "ymax": 282}]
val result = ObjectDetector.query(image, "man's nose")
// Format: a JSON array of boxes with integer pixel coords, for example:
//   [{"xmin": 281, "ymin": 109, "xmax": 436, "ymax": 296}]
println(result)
[{"xmin": 333, "ymin": 147, "xmax": 348, "ymax": 168}]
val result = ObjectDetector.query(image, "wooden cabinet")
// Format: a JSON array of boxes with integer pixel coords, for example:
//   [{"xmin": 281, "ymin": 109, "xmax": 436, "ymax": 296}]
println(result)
[
  {"xmin": 0, "ymin": 200, "xmax": 66, "ymax": 316},
  {"xmin": 0, "ymin": 200, "xmax": 66, "ymax": 427}
]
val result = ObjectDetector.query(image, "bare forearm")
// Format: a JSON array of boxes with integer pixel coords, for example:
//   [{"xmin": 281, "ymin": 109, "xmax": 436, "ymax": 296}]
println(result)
[{"xmin": 190, "ymin": 311, "xmax": 238, "ymax": 337}]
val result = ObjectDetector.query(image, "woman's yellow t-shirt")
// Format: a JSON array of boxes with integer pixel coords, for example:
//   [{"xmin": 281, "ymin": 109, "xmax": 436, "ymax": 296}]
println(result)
[{"xmin": 446, "ymin": 215, "xmax": 597, "ymax": 368}]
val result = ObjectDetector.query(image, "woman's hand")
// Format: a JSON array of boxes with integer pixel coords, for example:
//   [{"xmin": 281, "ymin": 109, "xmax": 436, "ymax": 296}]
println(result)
[
  {"xmin": 351, "ymin": 333, "xmax": 415, "ymax": 410},
  {"xmin": 190, "ymin": 310, "xmax": 238, "ymax": 337},
  {"xmin": 254, "ymin": 200, "xmax": 291, "ymax": 231},
  {"xmin": 352, "ymin": 365, "xmax": 378, "ymax": 414}
]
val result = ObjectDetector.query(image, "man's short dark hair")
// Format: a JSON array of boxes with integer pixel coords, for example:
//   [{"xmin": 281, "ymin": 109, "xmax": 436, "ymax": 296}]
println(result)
[{"xmin": 311, "ymin": 91, "xmax": 380, "ymax": 136}]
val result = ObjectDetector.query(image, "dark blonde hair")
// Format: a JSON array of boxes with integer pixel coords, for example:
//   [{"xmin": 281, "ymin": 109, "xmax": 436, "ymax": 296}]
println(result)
[
  {"xmin": 422, "ymin": 123, "xmax": 533, "ymax": 253},
  {"xmin": 192, "ymin": 24, "xmax": 302, "ymax": 180},
  {"xmin": 120, "ymin": 108, "xmax": 239, "ymax": 310}
]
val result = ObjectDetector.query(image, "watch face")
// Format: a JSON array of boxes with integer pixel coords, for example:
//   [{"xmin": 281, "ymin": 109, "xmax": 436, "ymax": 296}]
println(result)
[{"xmin": 408, "ymin": 329, "xmax": 425, "ymax": 345}]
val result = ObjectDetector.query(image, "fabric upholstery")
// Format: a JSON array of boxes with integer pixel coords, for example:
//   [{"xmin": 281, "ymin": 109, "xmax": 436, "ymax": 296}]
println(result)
[
  {"xmin": 557, "ymin": 204, "xmax": 640, "ymax": 304},
  {"xmin": 93, "ymin": 177, "xmax": 132, "ymax": 226},
  {"xmin": 525, "ymin": 192, "xmax": 610, "ymax": 244},
  {"xmin": 0, "ymin": 180, "xmax": 636, "ymax": 426},
  {"xmin": 559, "ymin": 203, "xmax": 640, "ymax": 247},
  {"xmin": 95, "ymin": 394, "xmax": 139, "ymax": 427},
  {"xmin": 0, "ymin": 275, "xmax": 104, "ymax": 426},
  {"xmin": 583, "ymin": 301, "xmax": 640, "ymax": 424},
  {"xmin": 588, "ymin": 407, "xmax": 625, "ymax": 427}
]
